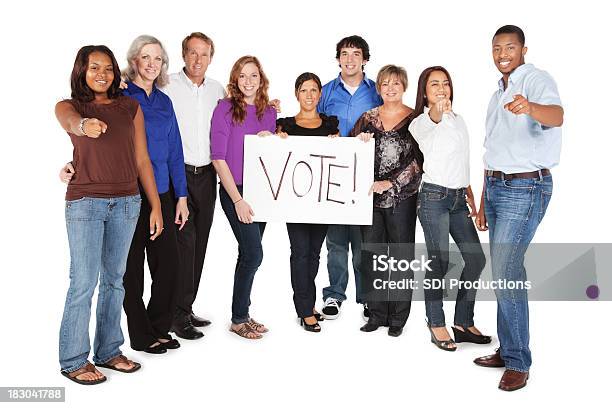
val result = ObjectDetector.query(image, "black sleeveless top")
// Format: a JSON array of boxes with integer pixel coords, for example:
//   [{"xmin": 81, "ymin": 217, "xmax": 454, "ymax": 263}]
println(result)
[{"xmin": 276, "ymin": 114, "xmax": 339, "ymax": 137}]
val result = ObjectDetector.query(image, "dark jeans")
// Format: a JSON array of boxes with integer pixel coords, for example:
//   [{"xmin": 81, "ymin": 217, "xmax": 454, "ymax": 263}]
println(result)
[
  {"xmin": 417, "ymin": 182, "xmax": 486, "ymax": 328},
  {"xmin": 219, "ymin": 185, "xmax": 266, "ymax": 324},
  {"xmin": 123, "ymin": 191, "xmax": 178, "ymax": 350},
  {"xmin": 174, "ymin": 164, "xmax": 216, "ymax": 323},
  {"xmin": 287, "ymin": 223, "xmax": 328, "ymax": 318},
  {"xmin": 360, "ymin": 195, "xmax": 417, "ymax": 328},
  {"xmin": 323, "ymin": 225, "xmax": 362, "ymax": 303}
]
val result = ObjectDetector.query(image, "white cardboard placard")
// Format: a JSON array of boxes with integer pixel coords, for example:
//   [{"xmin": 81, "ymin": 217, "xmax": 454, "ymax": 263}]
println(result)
[{"xmin": 243, "ymin": 135, "xmax": 374, "ymax": 225}]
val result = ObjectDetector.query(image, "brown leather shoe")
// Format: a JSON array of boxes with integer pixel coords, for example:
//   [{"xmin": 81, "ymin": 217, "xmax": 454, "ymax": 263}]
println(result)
[
  {"xmin": 498, "ymin": 369, "xmax": 529, "ymax": 391},
  {"xmin": 473, "ymin": 348, "xmax": 505, "ymax": 367}
]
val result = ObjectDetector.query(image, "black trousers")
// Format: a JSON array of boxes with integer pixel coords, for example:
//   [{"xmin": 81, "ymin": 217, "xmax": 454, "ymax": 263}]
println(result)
[
  {"xmin": 286, "ymin": 223, "xmax": 328, "ymax": 318},
  {"xmin": 123, "ymin": 191, "xmax": 179, "ymax": 349},
  {"xmin": 174, "ymin": 164, "xmax": 216, "ymax": 323},
  {"xmin": 360, "ymin": 195, "xmax": 417, "ymax": 328}
]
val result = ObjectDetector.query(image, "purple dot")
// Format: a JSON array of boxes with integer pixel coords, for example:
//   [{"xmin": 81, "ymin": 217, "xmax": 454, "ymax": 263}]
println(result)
[{"xmin": 586, "ymin": 285, "xmax": 599, "ymax": 300}]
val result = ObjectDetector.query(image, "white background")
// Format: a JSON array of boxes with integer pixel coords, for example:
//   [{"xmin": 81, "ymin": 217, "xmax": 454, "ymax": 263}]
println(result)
[{"xmin": 0, "ymin": 0, "xmax": 609, "ymax": 406}]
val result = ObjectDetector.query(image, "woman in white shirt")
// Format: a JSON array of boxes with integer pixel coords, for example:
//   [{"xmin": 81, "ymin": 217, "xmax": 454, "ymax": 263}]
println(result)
[{"xmin": 409, "ymin": 66, "xmax": 490, "ymax": 351}]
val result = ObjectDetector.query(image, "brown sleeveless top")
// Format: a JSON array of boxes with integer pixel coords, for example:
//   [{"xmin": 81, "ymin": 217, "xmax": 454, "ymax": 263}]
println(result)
[{"xmin": 65, "ymin": 96, "xmax": 140, "ymax": 200}]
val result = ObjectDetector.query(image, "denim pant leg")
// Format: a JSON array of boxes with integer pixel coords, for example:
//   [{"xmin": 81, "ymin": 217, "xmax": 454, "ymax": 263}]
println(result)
[
  {"xmin": 485, "ymin": 175, "xmax": 553, "ymax": 372},
  {"xmin": 349, "ymin": 225, "xmax": 363, "ymax": 304},
  {"xmin": 60, "ymin": 198, "xmax": 106, "ymax": 373},
  {"xmin": 93, "ymin": 195, "xmax": 140, "ymax": 364},
  {"xmin": 219, "ymin": 187, "xmax": 265, "ymax": 324},
  {"xmin": 448, "ymin": 195, "xmax": 486, "ymax": 328},
  {"xmin": 418, "ymin": 187, "xmax": 451, "ymax": 327},
  {"xmin": 323, "ymin": 225, "xmax": 350, "ymax": 302}
]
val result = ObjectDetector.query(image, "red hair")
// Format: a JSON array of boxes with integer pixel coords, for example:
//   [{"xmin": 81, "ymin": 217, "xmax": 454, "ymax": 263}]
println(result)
[{"xmin": 226, "ymin": 56, "xmax": 270, "ymax": 124}]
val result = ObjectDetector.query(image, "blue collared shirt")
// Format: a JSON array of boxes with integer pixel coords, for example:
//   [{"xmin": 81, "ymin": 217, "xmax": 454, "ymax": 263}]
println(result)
[
  {"xmin": 124, "ymin": 81, "xmax": 187, "ymax": 197},
  {"xmin": 484, "ymin": 63, "xmax": 563, "ymax": 173},
  {"xmin": 317, "ymin": 73, "xmax": 383, "ymax": 136}
]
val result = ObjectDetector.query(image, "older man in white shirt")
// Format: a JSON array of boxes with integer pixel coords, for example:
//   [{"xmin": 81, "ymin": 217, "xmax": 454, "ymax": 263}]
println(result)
[{"xmin": 161, "ymin": 32, "xmax": 225, "ymax": 340}]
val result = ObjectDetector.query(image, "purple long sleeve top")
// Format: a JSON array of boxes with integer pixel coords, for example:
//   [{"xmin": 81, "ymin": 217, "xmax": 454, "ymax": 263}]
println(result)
[{"xmin": 210, "ymin": 98, "xmax": 277, "ymax": 185}]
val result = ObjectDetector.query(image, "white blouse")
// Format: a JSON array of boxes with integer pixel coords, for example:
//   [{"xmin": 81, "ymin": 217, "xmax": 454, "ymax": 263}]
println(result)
[{"xmin": 408, "ymin": 107, "xmax": 470, "ymax": 189}]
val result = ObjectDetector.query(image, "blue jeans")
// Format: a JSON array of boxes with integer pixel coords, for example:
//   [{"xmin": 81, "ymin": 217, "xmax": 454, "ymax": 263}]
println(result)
[
  {"xmin": 219, "ymin": 186, "xmax": 266, "ymax": 324},
  {"xmin": 59, "ymin": 195, "xmax": 141, "ymax": 373},
  {"xmin": 485, "ymin": 173, "xmax": 553, "ymax": 372},
  {"xmin": 417, "ymin": 183, "xmax": 486, "ymax": 328},
  {"xmin": 323, "ymin": 225, "xmax": 362, "ymax": 303}
]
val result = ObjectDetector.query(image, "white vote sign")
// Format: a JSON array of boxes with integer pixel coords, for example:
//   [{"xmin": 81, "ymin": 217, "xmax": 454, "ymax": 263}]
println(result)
[{"xmin": 243, "ymin": 135, "xmax": 374, "ymax": 225}]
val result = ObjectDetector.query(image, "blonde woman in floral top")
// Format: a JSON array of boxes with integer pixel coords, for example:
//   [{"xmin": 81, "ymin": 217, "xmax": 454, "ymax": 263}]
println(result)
[{"xmin": 353, "ymin": 65, "xmax": 423, "ymax": 337}]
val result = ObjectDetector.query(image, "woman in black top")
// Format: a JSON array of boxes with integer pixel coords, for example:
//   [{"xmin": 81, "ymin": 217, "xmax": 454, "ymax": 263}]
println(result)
[
  {"xmin": 276, "ymin": 72, "xmax": 339, "ymax": 332},
  {"xmin": 353, "ymin": 65, "xmax": 423, "ymax": 337}
]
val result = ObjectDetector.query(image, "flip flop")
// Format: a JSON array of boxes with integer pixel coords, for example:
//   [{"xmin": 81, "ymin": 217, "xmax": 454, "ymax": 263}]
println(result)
[
  {"xmin": 61, "ymin": 362, "xmax": 106, "ymax": 385},
  {"xmin": 95, "ymin": 355, "xmax": 141, "ymax": 373}
]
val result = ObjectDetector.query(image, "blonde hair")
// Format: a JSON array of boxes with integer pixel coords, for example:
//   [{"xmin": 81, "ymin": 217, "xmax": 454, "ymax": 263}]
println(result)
[
  {"xmin": 375, "ymin": 64, "xmax": 408, "ymax": 94},
  {"xmin": 123, "ymin": 35, "xmax": 169, "ymax": 87}
]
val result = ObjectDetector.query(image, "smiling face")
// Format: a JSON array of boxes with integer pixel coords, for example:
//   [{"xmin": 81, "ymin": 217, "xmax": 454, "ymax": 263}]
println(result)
[
  {"xmin": 296, "ymin": 79, "xmax": 321, "ymax": 112},
  {"xmin": 134, "ymin": 43, "xmax": 163, "ymax": 83},
  {"xmin": 183, "ymin": 37, "xmax": 212, "ymax": 83},
  {"xmin": 425, "ymin": 70, "xmax": 451, "ymax": 108},
  {"xmin": 85, "ymin": 51, "xmax": 114, "ymax": 96},
  {"xmin": 337, "ymin": 47, "xmax": 366, "ymax": 79},
  {"xmin": 492, "ymin": 33, "xmax": 527, "ymax": 76},
  {"xmin": 237, "ymin": 62, "xmax": 260, "ymax": 104},
  {"xmin": 379, "ymin": 74, "xmax": 405, "ymax": 104}
]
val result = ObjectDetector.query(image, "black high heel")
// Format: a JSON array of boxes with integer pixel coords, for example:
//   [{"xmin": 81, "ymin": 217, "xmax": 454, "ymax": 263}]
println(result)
[
  {"xmin": 452, "ymin": 326, "xmax": 492, "ymax": 344},
  {"xmin": 427, "ymin": 323, "xmax": 456, "ymax": 352},
  {"xmin": 300, "ymin": 317, "xmax": 321, "ymax": 332}
]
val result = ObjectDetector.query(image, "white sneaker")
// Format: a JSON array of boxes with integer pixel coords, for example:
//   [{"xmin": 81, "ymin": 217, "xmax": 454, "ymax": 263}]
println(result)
[{"xmin": 321, "ymin": 298, "xmax": 342, "ymax": 320}]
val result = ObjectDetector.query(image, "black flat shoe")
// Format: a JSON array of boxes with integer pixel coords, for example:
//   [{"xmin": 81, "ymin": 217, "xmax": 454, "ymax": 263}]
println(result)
[
  {"xmin": 132, "ymin": 341, "xmax": 167, "ymax": 354},
  {"xmin": 159, "ymin": 338, "xmax": 181, "ymax": 349},
  {"xmin": 360, "ymin": 322, "xmax": 380, "ymax": 332},
  {"xmin": 300, "ymin": 318, "xmax": 321, "ymax": 332},
  {"xmin": 388, "ymin": 326, "xmax": 403, "ymax": 337},
  {"xmin": 452, "ymin": 326, "xmax": 492, "ymax": 344},
  {"xmin": 313, "ymin": 312, "xmax": 325, "ymax": 322}
]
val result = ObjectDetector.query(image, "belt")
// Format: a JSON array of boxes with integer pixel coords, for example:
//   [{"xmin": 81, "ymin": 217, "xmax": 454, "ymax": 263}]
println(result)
[
  {"xmin": 185, "ymin": 163, "xmax": 213, "ymax": 174},
  {"xmin": 486, "ymin": 169, "xmax": 550, "ymax": 180}
]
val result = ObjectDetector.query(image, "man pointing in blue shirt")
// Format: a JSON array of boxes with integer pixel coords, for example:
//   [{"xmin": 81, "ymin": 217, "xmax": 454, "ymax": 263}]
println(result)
[{"xmin": 474, "ymin": 25, "xmax": 564, "ymax": 392}]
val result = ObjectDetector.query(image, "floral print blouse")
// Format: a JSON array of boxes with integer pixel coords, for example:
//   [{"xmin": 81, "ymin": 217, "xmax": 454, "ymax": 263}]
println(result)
[{"xmin": 350, "ymin": 107, "xmax": 423, "ymax": 208}]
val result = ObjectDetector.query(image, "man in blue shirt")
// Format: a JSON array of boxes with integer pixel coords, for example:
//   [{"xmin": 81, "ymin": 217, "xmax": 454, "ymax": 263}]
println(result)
[
  {"xmin": 474, "ymin": 25, "xmax": 564, "ymax": 392},
  {"xmin": 318, "ymin": 35, "xmax": 383, "ymax": 320}
]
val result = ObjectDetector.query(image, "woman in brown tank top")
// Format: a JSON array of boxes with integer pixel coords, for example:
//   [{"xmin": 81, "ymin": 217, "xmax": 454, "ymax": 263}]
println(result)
[{"xmin": 55, "ymin": 45, "xmax": 162, "ymax": 385}]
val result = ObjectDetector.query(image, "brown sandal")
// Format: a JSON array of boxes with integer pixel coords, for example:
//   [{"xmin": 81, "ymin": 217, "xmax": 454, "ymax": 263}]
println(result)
[
  {"xmin": 229, "ymin": 323, "xmax": 262, "ymax": 339},
  {"xmin": 247, "ymin": 318, "xmax": 268, "ymax": 333},
  {"xmin": 95, "ymin": 355, "xmax": 141, "ymax": 373},
  {"xmin": 61, "ymin": 362, "xmax": 106, "ymax": 385}
]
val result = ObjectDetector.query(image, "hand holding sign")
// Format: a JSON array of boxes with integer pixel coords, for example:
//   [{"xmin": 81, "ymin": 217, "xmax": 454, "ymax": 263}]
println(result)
[{"xmin": 357, "ymin": 132, "xmax": 374, "ymax": 142}]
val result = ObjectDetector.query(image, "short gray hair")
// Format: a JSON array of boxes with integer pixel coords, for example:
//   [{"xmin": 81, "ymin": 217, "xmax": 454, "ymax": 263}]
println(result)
[{"xmin": 124, "ymin": 35, "xmax": 169, "ymax": 87}]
